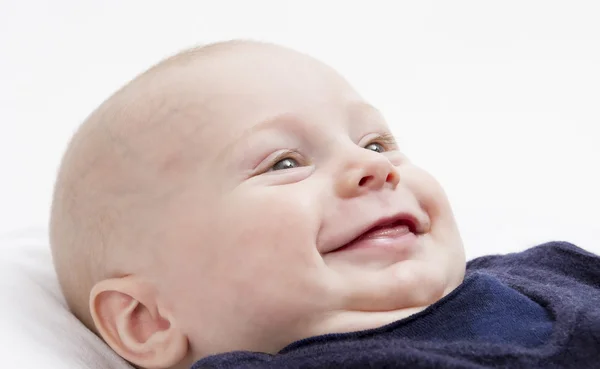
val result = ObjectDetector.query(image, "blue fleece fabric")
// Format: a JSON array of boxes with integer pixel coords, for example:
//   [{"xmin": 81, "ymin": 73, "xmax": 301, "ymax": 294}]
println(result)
[{"xmin": 191, "ymin": 242, "xmax": 600, "ymax": 368}]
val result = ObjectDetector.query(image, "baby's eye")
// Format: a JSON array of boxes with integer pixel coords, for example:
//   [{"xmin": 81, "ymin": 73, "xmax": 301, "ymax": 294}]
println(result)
[
  {"xmin": 362, "ymin": 133, "xmax": 397, "ymax": 153},
  {"xmin": 364, "ymin": 142, "xmax": 386, "ymax": 153},
  {"xmin": 269, "ymin": 157, "xmax": 301, "ymax": 171}
]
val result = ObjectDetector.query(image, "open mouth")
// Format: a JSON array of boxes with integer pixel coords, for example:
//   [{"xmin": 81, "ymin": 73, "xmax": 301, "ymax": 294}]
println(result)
[
  {"xmin": 348, "ymin": 218, "xmax": 416, "ymax": 245},
  {"xmin": 328, "ymin": 214, "xmax": 421, "ymax": 253},
  {"xmin": 360, "ymin": 218, "xmax": 417, "ymax": 238}
]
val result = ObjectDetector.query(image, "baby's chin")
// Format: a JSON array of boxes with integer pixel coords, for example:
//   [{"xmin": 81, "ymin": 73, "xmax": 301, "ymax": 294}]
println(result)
[
  {"xmin": 296, "ymin": 274, "xmax": 460, "ymax": 348},
  {"xmin": 300, "ymin": 305, "xmax": 429, "ymax": 345}
]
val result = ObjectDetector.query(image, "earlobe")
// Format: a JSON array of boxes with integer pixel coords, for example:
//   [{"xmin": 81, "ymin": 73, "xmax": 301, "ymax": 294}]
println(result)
[{"xmin": 90, "ymin": 276, "xmax": 189, "ymax": 369}]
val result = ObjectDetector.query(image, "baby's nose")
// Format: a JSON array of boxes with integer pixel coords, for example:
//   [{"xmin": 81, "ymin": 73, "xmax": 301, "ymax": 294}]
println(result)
[{"xmin": 335, "ymin": 150, "xmax": 400, "ymax": 198}]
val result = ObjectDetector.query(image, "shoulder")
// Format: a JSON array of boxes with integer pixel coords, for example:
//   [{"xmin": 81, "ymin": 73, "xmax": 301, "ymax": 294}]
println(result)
[
  {"xmin": 468, "ymin": 241, "xmax": 599, "ymax": 268},
  {"xmin": 467, "ymin": 241, "xmax": 600, "ymax": 288}
]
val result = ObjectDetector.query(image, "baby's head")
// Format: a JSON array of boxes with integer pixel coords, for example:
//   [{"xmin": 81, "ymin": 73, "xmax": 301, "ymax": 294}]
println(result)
[{"xmin": 50, "ymin": 41, "xmax": 466, "ymax": 369}]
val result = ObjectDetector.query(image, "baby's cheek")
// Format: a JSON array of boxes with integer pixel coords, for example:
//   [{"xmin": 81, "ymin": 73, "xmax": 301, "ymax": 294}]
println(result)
[
  {"xmin": 227, "ymin": 186, "xmax": 317, "ymax": 245},
  {"xmin": 220, "ymin": 189, "xmax": 329, "ymax": 303},
  {"xmin": 406, "ymin": 168, "xmax": 451, "ymax": 218}
]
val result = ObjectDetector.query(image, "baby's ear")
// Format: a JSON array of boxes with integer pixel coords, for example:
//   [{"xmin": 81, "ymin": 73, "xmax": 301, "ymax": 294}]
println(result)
[{"xmin": 90, "ymin": 276, "xmax": 189, "ymax": 369}]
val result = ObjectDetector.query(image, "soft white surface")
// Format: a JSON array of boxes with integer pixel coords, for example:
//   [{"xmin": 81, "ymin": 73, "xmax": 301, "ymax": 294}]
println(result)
[
  {"xmin": 0, "ymin": 229, "xmax": 132, "ymax": 368},
  {"xmin": 0, "ymin": 1, "xmax": 599, "ymax": 368}
]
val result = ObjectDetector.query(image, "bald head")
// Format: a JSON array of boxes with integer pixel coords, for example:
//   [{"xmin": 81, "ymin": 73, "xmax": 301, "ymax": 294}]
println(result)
[{"xmin": 49, "ymin": 40, "xmax": 266, "ymax": 331}]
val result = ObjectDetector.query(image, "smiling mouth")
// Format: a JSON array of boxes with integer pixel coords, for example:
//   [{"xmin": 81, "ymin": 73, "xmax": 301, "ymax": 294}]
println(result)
[
  {"xmin": 355, "ymin": 219, "xmax": 415, "ymax": 241},
  {"xmin": 330, "ymin": 217, "xmax": 419, "ymax": 253}
]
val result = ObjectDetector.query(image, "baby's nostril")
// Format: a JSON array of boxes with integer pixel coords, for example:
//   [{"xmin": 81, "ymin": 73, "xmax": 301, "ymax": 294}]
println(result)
[
  {"xmin": 386, "ymin": 173, "xmax": 393, "ymax": 182},
  {"xmin": 359, "ymin": 176, "xmax": 373, "ymax": 186}
]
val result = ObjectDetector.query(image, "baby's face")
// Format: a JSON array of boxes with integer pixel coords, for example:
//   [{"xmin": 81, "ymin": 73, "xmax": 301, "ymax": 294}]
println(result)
[{"xmin": 149, "ymin": 44, "xmax": 465, "ymax": 357}]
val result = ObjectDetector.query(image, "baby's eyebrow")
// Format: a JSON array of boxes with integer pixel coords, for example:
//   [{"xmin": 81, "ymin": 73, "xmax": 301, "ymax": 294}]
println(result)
[
  {"xmin": 216, "ymin": 102, "xmax": 386, "ymax": 162},
  {"xmin": 215, "ymin": 113, "xmax": 305, "ymax": 162},
  {"xmin": 239, "ymin": 102, "xmax": 383, "ymax": 141},
  {"xmin": 241, "ymin": 112, "xmax": 305, "ymax": 139}
]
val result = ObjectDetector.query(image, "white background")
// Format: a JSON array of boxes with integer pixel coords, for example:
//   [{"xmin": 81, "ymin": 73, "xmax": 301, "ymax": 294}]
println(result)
[{"xmin": 1, "ymin": 1, "xmax": 599, "ymax": 259}]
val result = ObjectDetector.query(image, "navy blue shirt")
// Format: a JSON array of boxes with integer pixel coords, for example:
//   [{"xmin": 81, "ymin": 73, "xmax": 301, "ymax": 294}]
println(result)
[{"xmin": 192, "ymin": 242, "xmax": 600, "ymax": 369}]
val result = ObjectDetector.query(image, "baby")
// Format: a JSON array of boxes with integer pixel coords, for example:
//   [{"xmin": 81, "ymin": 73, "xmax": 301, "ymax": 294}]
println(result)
[{"xmin": 49, "ymin": 40, "xmax": 600, "ymax": 369}]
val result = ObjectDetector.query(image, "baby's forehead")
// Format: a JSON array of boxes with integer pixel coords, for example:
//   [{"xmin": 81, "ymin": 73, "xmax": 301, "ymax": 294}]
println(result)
[
  {"xmin": 118, "ymin": 45, "xmax": 385, "ymax": 169},
  {"xmin": 152, "ymin": 90, "xmax": 386, "ymax": 165}
]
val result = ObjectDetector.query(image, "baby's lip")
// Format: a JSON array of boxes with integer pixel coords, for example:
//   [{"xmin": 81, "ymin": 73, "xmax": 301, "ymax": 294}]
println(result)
[{"xmin": 322, "ymin": 212, "xmax": 426, "ymax": 254}]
